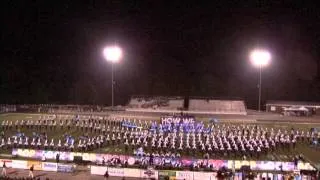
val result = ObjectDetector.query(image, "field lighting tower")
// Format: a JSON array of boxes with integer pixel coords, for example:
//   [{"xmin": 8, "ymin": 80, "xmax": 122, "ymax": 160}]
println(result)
[
  {"xmin": 250, "ymin": 49, "xmax": 271, "ymax": 112},
  {"xmin": 103, "ymin": 46, "xmax": 122, "ymax": 109}
]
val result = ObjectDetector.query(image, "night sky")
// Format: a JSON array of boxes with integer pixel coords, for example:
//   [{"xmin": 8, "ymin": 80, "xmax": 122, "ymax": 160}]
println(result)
[{"xmin": 1, "ymin": 1, "xmax": 320, "ymax": 109}]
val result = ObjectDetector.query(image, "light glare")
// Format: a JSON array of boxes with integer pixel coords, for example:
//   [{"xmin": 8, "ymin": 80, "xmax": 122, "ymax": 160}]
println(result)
[
  {"xmin": 250, "ymin": 49, "xmax": 271, "ymax": 67},
  {"xmin": 103, "ymin": 46, "xmax": 122, "ymax": 63}
]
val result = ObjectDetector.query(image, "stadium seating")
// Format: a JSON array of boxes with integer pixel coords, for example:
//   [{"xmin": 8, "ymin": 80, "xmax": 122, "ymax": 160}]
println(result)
[
  {"xmin": 0, "ymin": 104, "xmax": 17, "ymax": 113},
  {"xmin": 1, "ymin": 99, "xmax": 247, "ymax": 115},
  {"xmin": 127, "ymin": 96, "xmax": 184, "ymax": 112},
  {"xmin": 188, "ymin": 99, "xmax": 247, "ymax": 115},
  {"xmin": 127, "ymin": 97, "xmax": 247, "ymax": 115}
]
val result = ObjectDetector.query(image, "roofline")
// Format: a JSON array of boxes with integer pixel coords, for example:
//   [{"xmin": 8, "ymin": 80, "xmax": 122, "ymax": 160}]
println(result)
[
  {"xmin": 189, "ymin": 97, "xmax": 244, "ymax": 101},
  {"xmin": 266, "ymin": 103, "xmax": 320, "ymax": 108},
  {"xmin": 130, "ymin": 95, "xmax": 184, "ymax": 99}
]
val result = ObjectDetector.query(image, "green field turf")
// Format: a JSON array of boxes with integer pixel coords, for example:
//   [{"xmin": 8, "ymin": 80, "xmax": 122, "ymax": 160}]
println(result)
[
  {"xmin": 0, "ymin": 113, "xmax": 42, "ymax": 121},
  {"xmin": 0, "ymin": 113, "xmax": 320, "ymax": 168}
]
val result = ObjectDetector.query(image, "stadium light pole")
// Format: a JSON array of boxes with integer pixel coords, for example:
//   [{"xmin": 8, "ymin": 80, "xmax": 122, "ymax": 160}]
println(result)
[
  {"xmin": 103, "ymin": 46, "xmax": 122, "ymax": 110},
  {"xmin": 250, "ymin": 49, "xmax": 271, "ymax": 112}
]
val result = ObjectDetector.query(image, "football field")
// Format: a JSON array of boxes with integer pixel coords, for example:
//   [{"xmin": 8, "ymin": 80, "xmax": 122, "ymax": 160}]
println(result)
[{"xmin": 0, "ymin": 113, "xmax": 320, "ymax": 169}]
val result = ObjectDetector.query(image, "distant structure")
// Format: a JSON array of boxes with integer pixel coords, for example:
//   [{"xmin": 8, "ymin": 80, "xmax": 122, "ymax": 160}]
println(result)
[
  {"xmin": 126, "ymin": 96, "xmax": 185, "ymax": 113},
  {"xmin": 188, "ymin": 97, "xmax": 247, "ymax": 115},
  {"xmin": 126, "ymin": 96, "xmax": 247, "ymax": 115},
  {"xmin": 266, "ymin": 100, "xmax": 320, "ymax": 116}
]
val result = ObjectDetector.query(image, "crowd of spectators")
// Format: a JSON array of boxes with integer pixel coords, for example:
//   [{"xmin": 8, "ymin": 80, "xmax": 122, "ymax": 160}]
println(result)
[
  {"xmin": 0, "ymin": 178, "xmax": 50, "ymax": 180},
  {"xmin": 0, "ymin": 104, "xmax": 109, "ymax": 114},
  {"xmin": 0, "ymin": 105, "xmax": 16, "ymax": 113}
]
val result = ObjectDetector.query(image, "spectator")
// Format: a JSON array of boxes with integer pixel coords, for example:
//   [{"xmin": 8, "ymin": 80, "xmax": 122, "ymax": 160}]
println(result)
[
  {"xmin": 42, "ymin": 152, "xmax": 46, "ymax": 162},
  {"xmin": 29, "ymin": 164, "xmax": 34, "ymax": 179},
  {"xmin": 104, "ymin": 170, "xmax": 109, "ymax": 179},
  {"xmin": 56, "ymin": 153, "xmax": 60, "ymax": 163},
  {"xmin": 1, "ymin": 162, "xmax": 7, "ymax": 176}
]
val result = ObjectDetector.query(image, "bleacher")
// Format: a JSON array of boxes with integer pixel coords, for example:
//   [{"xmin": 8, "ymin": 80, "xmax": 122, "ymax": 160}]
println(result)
[
  {"xmin": 188, "ymin": 98, "xmax": 247, "ymax": 115},
  {"xmin": 1, "ymin": 97, "xmax": 247, "ymax": 115},
  {"xmin": 0, "ymin": 104, "xmax": 105, "ymax": 114},
  {"xmin": 0, "ymin": 104, "xmax": 17, "ymax": 113},
  {"xmin": 126, "ymin": 96, "xmax": 247, "ymax": 115},
  {"xmin": 126, "ymin": 96, "xmax": 184, "ymax": 113}
]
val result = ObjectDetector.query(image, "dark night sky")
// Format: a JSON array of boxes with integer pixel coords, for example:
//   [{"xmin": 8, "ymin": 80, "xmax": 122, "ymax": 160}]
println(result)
[{"xmin": 1, "ymin": 1, "xmax": 320, "ymax": 108}]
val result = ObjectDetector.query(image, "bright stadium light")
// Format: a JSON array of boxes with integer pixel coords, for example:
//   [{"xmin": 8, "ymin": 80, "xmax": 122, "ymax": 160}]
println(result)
[
  {"xmin": 250, "ymin": 49, "xmax": 271, "ymax": 67},
  {"xmin": 103, "ymin": 45, "xmax": 123, "ymax": 109},
  {"xmin": 103, "ymin": 46, "xmax": 122, "ymax": 63},
  {"xmin": 250, "ymin": 49, "xmax": 271, "ymax": 112}
]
